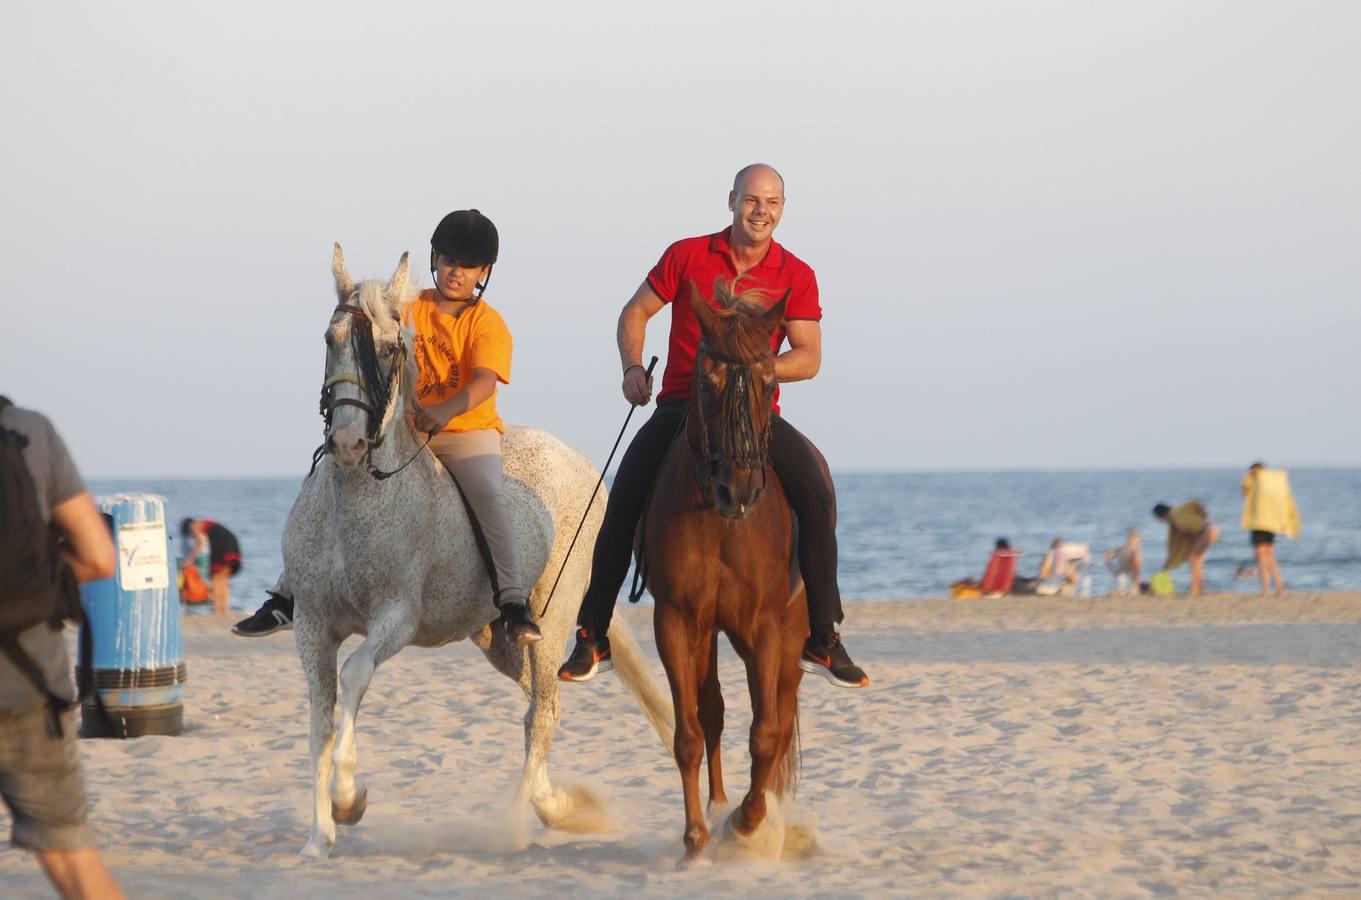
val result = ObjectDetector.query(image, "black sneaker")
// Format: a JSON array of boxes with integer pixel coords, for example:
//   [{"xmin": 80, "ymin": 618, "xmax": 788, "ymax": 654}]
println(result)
[
  {"xmin": 498, "ymin": 602, "xmax": 542, "ymax": 648},
  {"xmin": 557, "ymin": 628, "xmax": 612, "ymax": 682},
  {"xmin": 232, "ymin": 592, "xmax": 294, "ymax": 637},
  {"xmin": 799, "ymin": 633, "xmax": 869, "ymax": 688}
]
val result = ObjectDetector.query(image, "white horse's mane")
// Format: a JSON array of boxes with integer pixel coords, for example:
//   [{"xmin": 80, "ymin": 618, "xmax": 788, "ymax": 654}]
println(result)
[{"xmin": 355, "ymin": 276, "xmax": 422, "ymax": 343}]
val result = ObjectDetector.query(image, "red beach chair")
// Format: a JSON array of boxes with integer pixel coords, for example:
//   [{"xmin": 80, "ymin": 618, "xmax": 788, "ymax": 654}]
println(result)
[{"xmin": 979, "ymin": 549, "xmax": 1022, "ymax": 595}]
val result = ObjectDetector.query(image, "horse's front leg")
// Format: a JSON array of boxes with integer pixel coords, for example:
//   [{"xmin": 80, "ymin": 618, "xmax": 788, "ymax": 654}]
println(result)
[
  {"xmin": 699, "ymin": 630, "xmax": 727, "ymax": 815},
  {"xmin": 297, "ymin": 623, "xmax": 339, "ymax": 858},
  {"xmin": 655, "ymin": 602, "xmax": 713, "ymax": 868},
  {"xmin": 330, "ymin": 605, "xmax": 419, "ymax": 825},
  {"xmin": 734, "ymin": 622, "xmax": 783, "ymax": 836}
]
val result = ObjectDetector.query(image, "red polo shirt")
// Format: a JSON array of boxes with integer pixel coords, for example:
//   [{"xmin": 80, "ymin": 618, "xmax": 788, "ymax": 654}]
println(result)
[{"xmin": 646, "ymin": 227, "xmax": 821, "ymax": 411}]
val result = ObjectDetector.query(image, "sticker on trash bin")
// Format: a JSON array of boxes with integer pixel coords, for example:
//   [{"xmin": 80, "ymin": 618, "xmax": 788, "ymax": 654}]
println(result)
[{"xmin": 117, "ymin": 522, "xmax": 170, "ymax": 590}]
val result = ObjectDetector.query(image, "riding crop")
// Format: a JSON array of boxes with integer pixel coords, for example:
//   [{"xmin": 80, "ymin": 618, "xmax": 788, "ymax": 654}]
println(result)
[{"xmin": 537, "ymin": 356, "xmax": 658, "ymax": 618}]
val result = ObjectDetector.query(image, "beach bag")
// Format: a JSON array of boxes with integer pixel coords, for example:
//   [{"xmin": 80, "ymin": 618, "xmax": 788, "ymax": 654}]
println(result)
[
  {"xmin": 179, "ymin": 565, "xmax": 210, "ymax": 604},
  {"xmin": 949, "ymin": 579, "xmax": 982, "ymax": 600},
  {"xmin": 1150, "ymin": 570, "xmax": 1176, "ymax": 596},
  {"xmin": 0, "ymin": 396, "xmax": 102, "ymax": 737}
]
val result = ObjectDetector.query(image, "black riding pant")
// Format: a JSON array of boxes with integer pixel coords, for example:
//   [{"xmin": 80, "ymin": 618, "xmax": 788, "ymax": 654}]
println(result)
[{"xmin": 578, "ymin": 399, "xmax": 843, "ymax": 638}]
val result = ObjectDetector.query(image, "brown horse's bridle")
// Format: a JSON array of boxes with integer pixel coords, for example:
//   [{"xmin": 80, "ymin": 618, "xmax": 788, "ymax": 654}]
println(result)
[
  {"xmin": 691, "ymin": 340, "xmax": 774, "ymax": 497},
  {"xmin": 312, "ymin": 303, "xmax": 429, "ymax": 481}
]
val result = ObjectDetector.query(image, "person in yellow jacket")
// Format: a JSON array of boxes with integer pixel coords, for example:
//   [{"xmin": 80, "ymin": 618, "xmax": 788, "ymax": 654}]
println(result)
[
  {"xmin": 1240, "ymin": 461, "xmax": 1301, "ymax": 596},
  {"xmin": 1152, "ymin": 500, "xmax": 1220, "ymax": 595}
]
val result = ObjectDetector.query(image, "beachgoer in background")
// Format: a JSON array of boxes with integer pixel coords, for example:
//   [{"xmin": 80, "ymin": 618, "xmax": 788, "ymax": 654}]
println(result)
[
  {"xmin": 1241, "ymin": 461, "xmax": 1301, "ymax": 596},
  {"xmin": 1104, "ymin": 530, "xmax": 1142, "ymax": 595},
  {"xmin": 232, "ymin": 209, "xmax": 540, "ymax": 646},
  {"xmin": 557, "ymin": 163, "xmax": 868, "ymax": 688},
  {"xmin": 1038, "ymin": 538, "xmax": 1089, "ymax": 594},
  {"xmin": 1235, "ymin": 562, "xmax": 1259, "ymax": 581},
  {"xmin": 179, "ymin": 518, "xmax": 241, "ymax": 616},
  {"xmin": 979, "ymin": 538, "xmax": 1022, "ymax": 595},
  {"xmin": 1, "ymin": 398, "xmax": 123, "ymax": 899},
  {"xmin": 1152, "ymin": 500, "xmax": 1220, "ymax": 595}
]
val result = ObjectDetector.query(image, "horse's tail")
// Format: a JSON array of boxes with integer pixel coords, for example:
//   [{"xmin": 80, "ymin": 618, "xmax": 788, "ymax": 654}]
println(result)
[
  {"xmin": 772, "ymin": 695, "xmax": 801, "ymax": 800},
  {"xmin": 608, "ymin": 615, "xmax": 675, "ymax": 757}
]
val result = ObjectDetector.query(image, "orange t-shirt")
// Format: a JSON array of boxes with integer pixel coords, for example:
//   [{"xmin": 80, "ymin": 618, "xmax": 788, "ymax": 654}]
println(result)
[{"xmin": 402, "ymin": 290, "xmax": 513, "ymax": 434}]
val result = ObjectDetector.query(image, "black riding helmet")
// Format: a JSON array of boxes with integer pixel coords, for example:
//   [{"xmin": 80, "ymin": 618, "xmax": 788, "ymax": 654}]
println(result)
[{"xmin": 430, "ymin": 209, "xmax": 498, "ymax": 298}]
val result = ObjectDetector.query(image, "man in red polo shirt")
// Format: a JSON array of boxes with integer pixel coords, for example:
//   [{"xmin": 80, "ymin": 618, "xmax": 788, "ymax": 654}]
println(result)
[{"xmin": 559, "ymin": 163, "xmax": 868, "ymax": 689}]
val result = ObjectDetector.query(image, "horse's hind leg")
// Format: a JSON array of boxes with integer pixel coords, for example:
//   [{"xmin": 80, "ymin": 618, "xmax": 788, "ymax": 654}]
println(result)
[
  {"xmin": 330, "ymin": 607, "xmax": 418, "ymax": 825},
  {"xmin": 297, "ymin": 624, "xmax": 340, "ymax": 858},
  {"xmin": 655, "ymin": 602, "xmax": 713, "ymax": 867},
  {"xmin": 699, "ymin": 630, "xmax": 727, "ymax": 815},
  {"xmin": 515, "ymin": 636, "xmax": 572, "ymax": 826}
]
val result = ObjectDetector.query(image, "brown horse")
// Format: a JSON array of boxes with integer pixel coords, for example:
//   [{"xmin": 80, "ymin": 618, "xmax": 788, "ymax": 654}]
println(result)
[{"xmin": 645, "ymin": 278, "xmax": 809, "ymax": 867}]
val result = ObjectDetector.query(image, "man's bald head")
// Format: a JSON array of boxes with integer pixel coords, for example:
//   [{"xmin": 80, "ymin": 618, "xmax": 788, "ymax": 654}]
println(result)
[
  {"xmin": 733, "ymin": 163, "xmax": 785, "ymax": 196},
  {"xmin": 728, "ymin": 164, "xmax": 787, "ymax": 247}
]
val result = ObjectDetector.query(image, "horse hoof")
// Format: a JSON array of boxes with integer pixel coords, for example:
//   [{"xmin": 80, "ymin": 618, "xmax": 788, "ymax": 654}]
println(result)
[
  {"xmin": 717, "ymin": 799, "xmax": 784, "ymax": 860},
  {"xmin": 331, "ymin": 787, "xmax": 368, "ymax": 825},
  {"xmin": 300, "ymin": 837, "xmax": 332, "ymax": 859},
  {"xmin": 676, "ymin": 847, "xmax": 710, "ymax": 870}
]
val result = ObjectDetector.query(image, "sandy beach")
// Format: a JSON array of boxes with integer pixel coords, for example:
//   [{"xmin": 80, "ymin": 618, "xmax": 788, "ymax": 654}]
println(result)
[{"xmin": 4, "ymin": 593, "xmax": 1361, "ymax": 898}]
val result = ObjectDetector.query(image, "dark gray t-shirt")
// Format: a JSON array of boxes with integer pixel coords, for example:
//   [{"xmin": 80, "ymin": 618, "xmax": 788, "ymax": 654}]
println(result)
[{"xmin": 0, "ymin": 404, "xmax": 86, "ymax": 709}]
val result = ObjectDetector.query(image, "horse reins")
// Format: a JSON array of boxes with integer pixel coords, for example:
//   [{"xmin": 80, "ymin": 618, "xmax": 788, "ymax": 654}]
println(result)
[
  {"xmin": 691, "ymin": 340, "xmax": 773, "ymax": 497},
  {"xmin": 310, "ymin": 303, "xmax": 432, "ymax": 481}
]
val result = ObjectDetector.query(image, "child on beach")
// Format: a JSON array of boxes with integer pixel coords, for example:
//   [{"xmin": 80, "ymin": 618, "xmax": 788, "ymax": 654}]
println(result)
[
  {"xmin": 1104, "ymin": 530, "xmax": 1142, "ymax": 595},
  {"xmin": 232, "ymin": 210, "xmax": 538, "ymax": 645}
]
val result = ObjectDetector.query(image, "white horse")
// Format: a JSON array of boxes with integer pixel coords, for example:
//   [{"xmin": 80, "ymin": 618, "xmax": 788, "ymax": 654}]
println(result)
[{"xmin": 285, "ymin": 246, "xmax": 672, "ymax": 858}]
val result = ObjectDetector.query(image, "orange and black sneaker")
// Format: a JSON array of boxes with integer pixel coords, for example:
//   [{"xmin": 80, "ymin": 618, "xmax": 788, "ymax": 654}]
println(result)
[
  {"xmin": 557, "ymin": 627, "xmax": 612, "ymax": 682},
  {"xmin": 799, "ymin": 633, "xmax": 869, "ymax": 688}
]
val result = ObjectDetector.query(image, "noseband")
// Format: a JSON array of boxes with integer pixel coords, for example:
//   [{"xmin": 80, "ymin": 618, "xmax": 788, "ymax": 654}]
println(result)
[{"xmin": 692, "ymin": 340, "xmax": 773, "ymax": 497}]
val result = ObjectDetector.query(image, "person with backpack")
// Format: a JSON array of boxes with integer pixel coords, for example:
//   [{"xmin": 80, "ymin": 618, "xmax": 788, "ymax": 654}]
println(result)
[{"xmin": 1, "ymin": 398, "xmax": 123, "ymax": 898}]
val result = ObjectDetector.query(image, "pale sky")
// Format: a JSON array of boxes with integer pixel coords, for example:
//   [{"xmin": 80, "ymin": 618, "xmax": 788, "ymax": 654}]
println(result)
[{"xmin": 3, "ymin": 1, "xmax": 1357, "ymax": 477}]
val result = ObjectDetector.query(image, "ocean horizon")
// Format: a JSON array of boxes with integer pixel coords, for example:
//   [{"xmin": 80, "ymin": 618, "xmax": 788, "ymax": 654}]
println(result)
[{"xmin": 89, "ymin": 466, "xmax": 1361, "ymax": 611}]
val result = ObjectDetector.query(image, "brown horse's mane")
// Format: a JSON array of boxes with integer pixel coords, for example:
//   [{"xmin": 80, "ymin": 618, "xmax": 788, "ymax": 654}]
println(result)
[{"xmin": 705, "ymin": 276, "xmax": 779, "ymax": 360}]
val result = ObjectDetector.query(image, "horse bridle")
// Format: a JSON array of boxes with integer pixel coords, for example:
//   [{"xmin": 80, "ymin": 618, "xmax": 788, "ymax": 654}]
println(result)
[
  {"xmin": 311, "ymin": 303, "xmax": 430, "ymax": 481},
  {"xmin": 691, "ymin": 340, "xmax": 774, "ymax": 497}
]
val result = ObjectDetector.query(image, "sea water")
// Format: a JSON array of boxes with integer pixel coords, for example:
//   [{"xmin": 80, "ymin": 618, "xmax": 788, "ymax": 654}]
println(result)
[{"xmin": 90, "ymin": 468, "xmax": 1361, "ymax": 612}]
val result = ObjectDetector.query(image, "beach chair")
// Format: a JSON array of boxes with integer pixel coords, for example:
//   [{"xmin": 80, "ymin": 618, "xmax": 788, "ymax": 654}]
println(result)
[{"xmin": 979, "ymin": 549, "xmax": 1022, "ymax": 596}]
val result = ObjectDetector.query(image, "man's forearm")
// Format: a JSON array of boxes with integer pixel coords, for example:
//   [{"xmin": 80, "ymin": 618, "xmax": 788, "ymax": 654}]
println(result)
[
  {"xmin": 617, "ymin": 305, "xmax": 649, "ymax": 372},
  {"xmin": 775, "ymin": 346, "xmax": 820, "ymax": 383}
]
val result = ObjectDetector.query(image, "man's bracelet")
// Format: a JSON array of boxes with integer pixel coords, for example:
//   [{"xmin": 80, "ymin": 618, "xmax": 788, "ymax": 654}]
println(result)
[{"xmin": 623, "ymin": 363, "xmax": 646, "ymax": 378}]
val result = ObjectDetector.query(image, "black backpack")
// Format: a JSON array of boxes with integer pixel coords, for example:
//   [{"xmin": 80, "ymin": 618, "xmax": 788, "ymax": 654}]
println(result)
[{"xmin": 0, "ymin": 396, "xmax": 103, "ymax": 737}]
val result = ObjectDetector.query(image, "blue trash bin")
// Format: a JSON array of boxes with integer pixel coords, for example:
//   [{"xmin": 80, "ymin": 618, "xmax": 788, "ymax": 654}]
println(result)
[{"xmin": 80, "ymin": 494, "xmax": 187, "ymax": 738}]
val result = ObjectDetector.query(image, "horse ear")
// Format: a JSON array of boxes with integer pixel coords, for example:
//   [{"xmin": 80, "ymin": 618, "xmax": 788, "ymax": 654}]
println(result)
[
  {"xmin": 333, "ymin": 243, "xmax": 355, "ymax": 299},
  {"xmin": 387, "ymin": 251, "xmax": 410, "ymax": 303},
  {"xmin": 689, "ymin": 280, "xmax": 717, "ymax": 337},
  {"xmin": 763, "ymin": 290, "xmax": 789, "ymax": 329}
]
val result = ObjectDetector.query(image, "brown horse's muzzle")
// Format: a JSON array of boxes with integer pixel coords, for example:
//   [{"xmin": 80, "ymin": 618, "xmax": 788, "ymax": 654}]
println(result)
[{"xmin": 711, "ymin": 466, "xmax": 766, "ymax": 519}]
